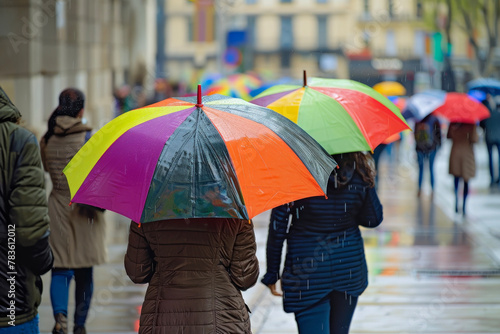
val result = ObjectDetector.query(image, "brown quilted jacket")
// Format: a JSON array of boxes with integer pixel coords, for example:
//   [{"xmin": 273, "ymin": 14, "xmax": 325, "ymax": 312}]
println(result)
[{"xmin": 125, "ymin": 218, "xmax": 259, "ymax": 333}]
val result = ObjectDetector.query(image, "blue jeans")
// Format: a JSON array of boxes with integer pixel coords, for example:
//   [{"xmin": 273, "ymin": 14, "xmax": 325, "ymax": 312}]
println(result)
[
  {"xmin": 0, "ymin": 314, "xmax": 39, "ymax": 334},
  {"xmin": 294, "ymin": 291, "xmax": 358, "ymax": 334},
  {"xmin": 50, "ymin": 268, "xmax": 93, "ymax": 327},
  {"xmin": 417, "ymin": 150, "xmax": 437, "ymax": 191}
]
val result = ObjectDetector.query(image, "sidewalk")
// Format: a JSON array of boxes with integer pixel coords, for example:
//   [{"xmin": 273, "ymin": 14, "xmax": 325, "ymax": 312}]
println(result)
[
  {"xmin": 247, "ymin": 135, "xmax": 500, "ymax": 334},
  {"xmin": 36, "ymin": 135, "xmax": 500, "ymax": 333}
]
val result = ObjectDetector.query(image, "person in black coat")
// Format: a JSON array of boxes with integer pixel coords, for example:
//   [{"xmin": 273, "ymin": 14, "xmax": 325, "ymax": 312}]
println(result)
[
  {"xmin": 479, "ymin": 98, "xmax": 500, "ymax": 186},
  {"xmin": 261, "ymin": 151, "xmax": 383, "ymax": 334}
]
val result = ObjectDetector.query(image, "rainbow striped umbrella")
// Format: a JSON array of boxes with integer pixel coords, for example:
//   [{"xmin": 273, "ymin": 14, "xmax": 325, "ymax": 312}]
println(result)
[
  {"xmin": 206, "ymin": 73, "xmax": 262, "ymax": 101},
  {"xmin": 251, "ymin": 73, "xmax": 410, "ymax": 154},
  {"xmin": 63, "ymin": 87, "xmax": 336, "ymax": 223}
]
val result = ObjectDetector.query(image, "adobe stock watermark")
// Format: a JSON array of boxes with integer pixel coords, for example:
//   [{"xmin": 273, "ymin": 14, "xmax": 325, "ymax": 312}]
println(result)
[
  {"xmin": 406, "ymin": 278, "xmax": 463, "ymax": 333},
  {"xmin": 83, "ymin": 267, "xmax": 136, "ymax": 323},
  {"xmin": 344, "ymin": 0, "xmax": 404, "ymax": 53},
  {"xmin": 7, "ymin": 0, "xmax": 73, "ymax": 54}
]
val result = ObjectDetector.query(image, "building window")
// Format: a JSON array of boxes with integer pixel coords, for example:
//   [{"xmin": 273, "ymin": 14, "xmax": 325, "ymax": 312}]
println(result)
[
  {"xmin": 388, "ymin": 0, "xmax": 394, "ymax": 17},
  {"xmin": 281, "ymin": 52, "xmax": 291, "ymax": 68},
  {"xmin": 246, "ymin": 0, "xmax": 257, "ymax": 4},
  {"xmin": 244, "ymin": 16, "xmax": 256, "ymax": 70},
  {"xmin": 317, "ymin": 0, "xmax": 328, "ymax": 3},
  {"xmin": 363, "ymin": 0, "xmax": 370, "ymax": 14},
  {"xmin": 247, "ymin": 16, "xmax": 256, "ymax": 47},
  {"xmin": 281, "ymin": 0, "xmax": 293, "ymax": 3},
  {"xmin": 317, "ymin": 16, "xmax": 328, "ymax": 49},
  {"xmin": 414, "ymin": 30, "xmax": 425, "ymax": 56},
  {"xmin": 386, "ymin": 29, "xmax": 397, "ymax": 56},
  {"xmin": 280, "ymin": 16, "xmax": 294, "ymax": 49},
  {"xmin": 416, "ymin": 0, "xmax": 423, "ymax": 18},
  {"xmin": 188, "ymin": 16, "xmax": 193, "ymax": 42}
]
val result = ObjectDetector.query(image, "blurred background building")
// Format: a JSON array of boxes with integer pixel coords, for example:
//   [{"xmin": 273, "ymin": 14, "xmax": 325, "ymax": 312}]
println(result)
[
  {"xmin": 0, "ymin": 0, "xmax": 156, "ymax": 135},
  {"xmin": 1, "ymin": 0, "xmax": 499, "ymax": 133}
]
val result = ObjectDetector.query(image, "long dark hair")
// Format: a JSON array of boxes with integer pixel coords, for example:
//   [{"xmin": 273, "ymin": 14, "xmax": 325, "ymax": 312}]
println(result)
[
  {"xmin": 43, "ymin": 88, "xmax": 85, "ymax": 144},
  {"xmin": 331, "ymin": 152, "xmax": 376, "ymax": 188}
]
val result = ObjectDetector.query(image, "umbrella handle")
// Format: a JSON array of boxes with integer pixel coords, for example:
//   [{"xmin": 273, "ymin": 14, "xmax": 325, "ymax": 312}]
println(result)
[{"xmin": 196, "ymin": 84, "xmax": 203, "ymax": 107}]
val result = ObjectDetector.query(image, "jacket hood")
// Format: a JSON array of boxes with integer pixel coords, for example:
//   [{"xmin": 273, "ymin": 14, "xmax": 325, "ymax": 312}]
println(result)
[
  {"xmin": 54, "ymin": 115, "xmax": 92, "ymax": 135},
  {"xmin": 0, "ymin": 86, "xmax": 22, "ymax": 123},
  {"xmin": 327, "ymin": 165, "xmax": 354, "ymax": 191}
]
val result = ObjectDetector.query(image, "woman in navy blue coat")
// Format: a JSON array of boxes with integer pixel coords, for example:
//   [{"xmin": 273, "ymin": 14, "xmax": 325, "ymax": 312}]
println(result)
[{"xmin": 261, "ymin": 152, "xmax": 383, "ymax": 334}]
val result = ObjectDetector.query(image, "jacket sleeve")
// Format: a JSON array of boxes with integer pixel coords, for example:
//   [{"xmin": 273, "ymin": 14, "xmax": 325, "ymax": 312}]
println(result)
[
  {"xmin": 357, "ymin": 186, "xmax": 383, "ymax": 228},
  {"xmin": 18, "ymin": 236, "xmax": 53, "ymax": 275},
  {"xmin": 228, "ymin": 220, "xmax": 259, "ymax": 291},
  {"xmin": 470, "ymin": 125, "xmax": 479, "ymax": 143},
  {"xmin": 261, "ymin": 204, "xmax": 290, "ymax": 286},
  {"xmin": 124, "ymin": 221, "xmax": 155, "ymax": 284},
  {"xmin": 10, "ymin": 130, "xmax": 53, "ymax": 274}
]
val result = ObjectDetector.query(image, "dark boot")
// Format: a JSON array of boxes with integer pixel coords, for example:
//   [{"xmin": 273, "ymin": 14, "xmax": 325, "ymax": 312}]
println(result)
[
  {"xmin": 52, "ymin": 313, "xmax": 68, "ymax": 334},
  {"xmin": 74, "ymin": 326, "xmax": 87, "ymax": 334}
]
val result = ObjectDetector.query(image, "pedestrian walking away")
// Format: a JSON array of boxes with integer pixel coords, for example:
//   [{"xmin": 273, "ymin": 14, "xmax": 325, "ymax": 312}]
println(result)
[
  {"xmin": 414, "ymin": 113, "xmax": 442, "ymax": 197},
  {"xmin": 262, "ymin": 152, "xmax": 383, "ymax": 334},
  {"xmin": 125, "ymin": 217, "xmax": 259, "ymax": 333},
  {"xmin": 447, "ymin": 122, "xmax": 478, "ymax": 216},
  {"xmin": 479, "ymin": 98, "xmax": 500, "ymax": 186},
  {"xmin": 40, "ymin": 88, "xmax": 107, "ymax": 334},
  {"xmin": 0, "ymin": 87, "xmax": 54, "ymax": 332}
]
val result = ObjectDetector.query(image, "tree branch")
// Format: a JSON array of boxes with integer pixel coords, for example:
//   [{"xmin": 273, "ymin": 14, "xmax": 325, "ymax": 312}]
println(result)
[
  {"xmin": 479, "ymin": 0, "xmax": 493, "ymax": 43},
  {"xmin": 494, "ymin": 0, "xmax": 499, "ymax": 41}
]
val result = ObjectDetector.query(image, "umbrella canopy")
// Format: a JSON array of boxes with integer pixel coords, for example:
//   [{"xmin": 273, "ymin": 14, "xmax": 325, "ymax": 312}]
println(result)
[
  {"xmin": 402, "ymin": 89, "xmax": 447, "ymax": 122},
  {"xmin": 468, "ymin": 89, "xmax": 487, "ymax": 102},
  {"xmin": 382, "ymin": 96, "xmax": 407, "ymax": 144},
  {"xmin": 63, "ymin": 87, "xmax": 337, "ymax": 223},
  {"xmin": 206, "ymin": 73, "xmax": 262, "ymax": 101},
  {"xmin": 251, "ymin": 73, "xmax": 410, "ymax": 154},
  {"xmin": 466, "ymin": 78, "xmax": 500, "ymax": 96},
  {"xmin": 249, "ymin": 77, "xmax": 300, "ymax": 98},
  {"xmin": 433, "ymin": 92, "xmax": 490, "ymax": 124},
  {"xmin": 373, "ymin": 81, "xmax": 407, "ymax": 96}
]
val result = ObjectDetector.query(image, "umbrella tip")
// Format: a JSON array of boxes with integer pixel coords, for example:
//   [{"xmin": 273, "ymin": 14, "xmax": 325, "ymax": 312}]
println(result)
[
  {"xmin": 303, "ymin": 70, "xmax": 307, "ymax": 87},
  {"xmin": 196, "ymin": 84, "xmax": 203, "ymax": 107}
]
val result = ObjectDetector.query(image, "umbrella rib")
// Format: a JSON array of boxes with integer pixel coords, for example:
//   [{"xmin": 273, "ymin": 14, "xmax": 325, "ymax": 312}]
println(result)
[{"xmin": 192, "ymin": 108, "xmax": 202, "ymax": 218}]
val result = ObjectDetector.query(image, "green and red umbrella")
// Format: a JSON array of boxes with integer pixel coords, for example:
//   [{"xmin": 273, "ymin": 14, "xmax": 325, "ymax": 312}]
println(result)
[
  {"xmin": 63, "ymin": 86, "xmax": 336, "ymax": 224},
  {"xmin": 251, "ymin": 73, "xmax": 410, "ymax": 154}
]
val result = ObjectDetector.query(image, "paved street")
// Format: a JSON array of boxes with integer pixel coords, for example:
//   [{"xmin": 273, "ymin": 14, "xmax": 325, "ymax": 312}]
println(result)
[{"xmin": 37, "ymin": 136, "xmax": 500, "ymax": 333}]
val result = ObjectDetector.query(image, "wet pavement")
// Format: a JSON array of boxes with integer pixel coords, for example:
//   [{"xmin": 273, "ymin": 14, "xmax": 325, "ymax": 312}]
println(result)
[{"xmin": 37, "ymin": 137, "xmax": 500, "ymax": 333}]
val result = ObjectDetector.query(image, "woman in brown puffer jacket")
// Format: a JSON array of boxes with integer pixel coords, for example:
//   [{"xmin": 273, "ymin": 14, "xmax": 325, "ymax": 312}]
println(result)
[{"xmin": 125, "ymin": 218, "xmax": 259, "ymax": 333}]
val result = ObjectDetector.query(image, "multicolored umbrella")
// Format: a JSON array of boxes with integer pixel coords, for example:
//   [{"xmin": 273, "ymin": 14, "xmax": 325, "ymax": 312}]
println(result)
[
  {"xmin": 206, "ymin": 73, "xmax": 262, "ymax": 101},
  {"xmin": 63, "ymin": 86, "xmax": 336, "ymax": 224},
  {"xmin": 373, "ymin": 81, "xmax": 407, "ymax": 96},
  {"xmin": 251, "ymin": 73, "xmax": 410, "ymax": 154},
  {"xmin": 382, "ymin": 96, "xmax": 407, "ymax": 144},
  {"xmin": 433, "ymin": 92, "xmax": 490, "ymax": 124},
  {"xmin": 249, "ymin": 77, "xmax": 299, "ymax": 98}
]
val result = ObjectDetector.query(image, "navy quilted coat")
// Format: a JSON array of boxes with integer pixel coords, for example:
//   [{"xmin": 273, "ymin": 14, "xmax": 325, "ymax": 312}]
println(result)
[{"xmin": 261, "ymin": 172, "xmax": 383, "ymax": 313}]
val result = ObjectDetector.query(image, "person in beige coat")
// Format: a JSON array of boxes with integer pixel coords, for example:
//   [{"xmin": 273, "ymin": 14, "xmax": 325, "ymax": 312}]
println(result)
[
  {"xmin": 41, "ymin": 88, "xmax": 106, "ymax": 334},
  {"xmin": 447, "ymin": 122, "xmax": 478, "ymax": 215}
]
